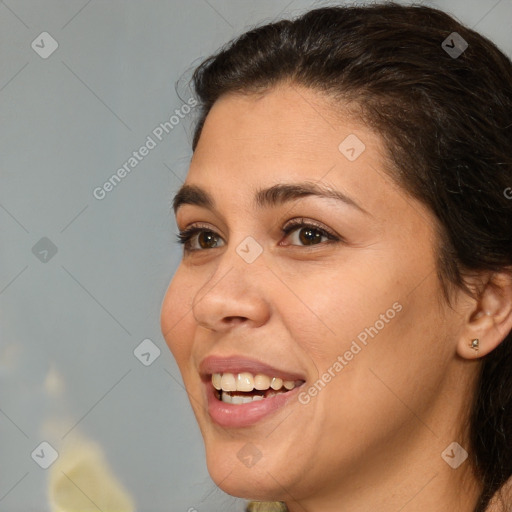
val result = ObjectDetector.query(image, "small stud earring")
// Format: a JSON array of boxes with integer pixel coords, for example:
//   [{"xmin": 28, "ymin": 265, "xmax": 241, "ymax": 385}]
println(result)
[{"xmin": 470, "ymin": 339, "xmax": 480, "ymax": 351}]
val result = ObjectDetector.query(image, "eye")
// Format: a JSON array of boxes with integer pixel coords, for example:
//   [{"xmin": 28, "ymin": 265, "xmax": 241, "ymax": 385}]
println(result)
[
  {"xmin": 280, "ymin": 218, "xmax": 340, "ymax": 246},
  {"xmin": 175, "ymin": 223, "xmax": 224, "ymax": 251},
  {"xmin": 175, "ymin": 218, "xmax": 340, "ymax": 252}
]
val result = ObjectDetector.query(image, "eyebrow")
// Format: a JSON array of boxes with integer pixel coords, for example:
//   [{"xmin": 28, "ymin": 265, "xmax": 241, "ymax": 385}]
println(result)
[{"xmin": 172, "ymin": 181, "xmax": 368, "ymax": 216}]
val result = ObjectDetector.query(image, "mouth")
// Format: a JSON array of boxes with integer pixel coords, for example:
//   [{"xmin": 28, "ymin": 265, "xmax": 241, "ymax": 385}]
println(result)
[
  {"xmin": 199, "ymin": 356, "xmax": 307, "ymax": 428},
  {"xmin": 211, "ymin": 371, "xmax": 305, "ymax": 404}
]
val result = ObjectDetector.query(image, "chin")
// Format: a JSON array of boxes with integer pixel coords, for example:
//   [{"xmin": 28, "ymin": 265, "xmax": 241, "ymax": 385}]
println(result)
[
  {"xmin": 203, "ymin": 439, "xmax": 292, "ymax": 501},
  {"xmin": 206, "ymin": 456, "xmax": 284, "ymax": 501}
]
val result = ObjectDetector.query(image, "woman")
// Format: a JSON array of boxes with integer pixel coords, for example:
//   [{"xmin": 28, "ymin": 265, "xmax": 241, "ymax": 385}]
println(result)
[{"xmin": 160, "ymin": 3, "xmax": 512, "ymax": 511}]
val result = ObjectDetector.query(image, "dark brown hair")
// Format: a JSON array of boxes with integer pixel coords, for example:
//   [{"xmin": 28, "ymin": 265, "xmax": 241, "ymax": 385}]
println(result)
[{"xmin": 188, "ymin": 3, "xmax": 512, "ymax": 510}]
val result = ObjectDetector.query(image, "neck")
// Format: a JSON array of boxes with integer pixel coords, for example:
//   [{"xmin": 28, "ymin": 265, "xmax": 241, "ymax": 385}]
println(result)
[
  {"xmin": 286, "ymin": 445, "xmax": 481, "ymax": 512},
  {"xmin": 285, "ymin": 393, "xmax": 482, "ymax": 512}
]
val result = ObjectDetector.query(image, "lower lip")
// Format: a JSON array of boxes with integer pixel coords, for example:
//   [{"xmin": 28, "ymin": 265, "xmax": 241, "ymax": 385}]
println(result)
[{"xmin": 204, "ymin": 381, "xmax": 304, "ymax": 428}]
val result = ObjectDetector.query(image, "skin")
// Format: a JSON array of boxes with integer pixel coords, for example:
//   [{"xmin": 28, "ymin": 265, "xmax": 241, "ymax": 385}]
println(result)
[{"xmin": 160, "ymin": 83, "xmax": 512, "ymax": 511}]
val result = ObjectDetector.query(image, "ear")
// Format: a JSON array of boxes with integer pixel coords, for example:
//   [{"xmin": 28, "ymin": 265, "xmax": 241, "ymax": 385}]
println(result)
[{"xmin": 456, "ymin": 270, "xmax": 512, "ymax": 360}]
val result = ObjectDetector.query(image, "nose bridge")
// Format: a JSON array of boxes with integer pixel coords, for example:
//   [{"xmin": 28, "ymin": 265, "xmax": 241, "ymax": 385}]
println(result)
[
  {"xmin": 198, "ymin": 232, "xmax": 266, "ymax": 298},
  {"xmin": 191, "ymin": 236, "xmax": 269, "ymax": 329}
]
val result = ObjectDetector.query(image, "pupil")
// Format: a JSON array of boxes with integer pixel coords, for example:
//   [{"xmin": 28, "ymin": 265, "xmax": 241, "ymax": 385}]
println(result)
[
  {"xmin": 199, "ymin": 231, "xmax": 217, "ymax": 249},
  {"xmin": 300, "ymin": 228, "xmax": 321, "ymax": 245}
]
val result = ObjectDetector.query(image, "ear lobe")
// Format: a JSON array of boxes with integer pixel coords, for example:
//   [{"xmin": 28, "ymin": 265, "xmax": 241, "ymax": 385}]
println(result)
[{"xmin": 457, "ymin": 270, "xmax": 512, "ymax": 360}]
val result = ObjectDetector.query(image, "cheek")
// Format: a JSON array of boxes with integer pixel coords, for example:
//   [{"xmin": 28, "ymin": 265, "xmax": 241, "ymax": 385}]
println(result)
[
  {"xmin": 319, "ymin": 274, "xmax": 446, "ymax": 429},
  {"xmin": 274, "ymin": 259, "xmax": 398, "ymax": 362},
  {"xmin": 288, "ymin": 250, "xmax": 443, "ymax": 401},
  {"xmin": 160, "ymin": 267, "xmax": 196, "ymax": 362}
]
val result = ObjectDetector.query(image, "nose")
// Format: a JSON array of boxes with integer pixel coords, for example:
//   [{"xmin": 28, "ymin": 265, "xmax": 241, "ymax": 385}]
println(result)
[{"xmin": 191, "ymin": 247, "xmax": 271, "ymax": 333}]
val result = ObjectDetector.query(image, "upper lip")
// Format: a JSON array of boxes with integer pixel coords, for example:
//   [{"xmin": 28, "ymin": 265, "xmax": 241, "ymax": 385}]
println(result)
[{"xmin": 199, "ymin": 355, "xmax": 306, "ymax": 382}]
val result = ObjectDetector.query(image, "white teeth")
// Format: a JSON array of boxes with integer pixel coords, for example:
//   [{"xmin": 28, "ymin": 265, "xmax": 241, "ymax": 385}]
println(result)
[
  {"xmin": 254, "ymin": 374, "xmax": 271, "ymax": 390},
  {"xmin": 236, "ymin": 372, "xmax": 254, "ymax": 392},
  {"xmin": 220, "ymin": 392, "xmax": 265, "ymax": 404},
  {"xmin": 220, "ymin": 373, "xmax": 236, "ymax": 392},
  {"xmin": 221, "ymin": 392, "xmax": 232, "ymax": 404},
  {"xmin": 231, "ymin": 395, "xmax": 244, "ymax": 405},
  {"xmin": 212, "ymin": 371, "xmax": 301, "ymax": 399},
  {"xmin": 212, "ymin": 373, "xmax": 222, "ymax": 390},
  {"xmin": 270, "ymin": 377, "xmax": 283, "ymax": 390}
]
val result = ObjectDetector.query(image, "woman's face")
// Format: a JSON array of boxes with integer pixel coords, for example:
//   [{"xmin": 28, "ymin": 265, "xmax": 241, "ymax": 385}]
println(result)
[{"xmin": 161, "ymin": 84, "xmax": 470, "ymax": 505}]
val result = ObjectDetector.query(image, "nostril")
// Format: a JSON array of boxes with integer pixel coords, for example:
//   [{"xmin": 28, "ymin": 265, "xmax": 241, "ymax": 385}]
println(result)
[{"xmin": 223, "ymin": 316, "xmax": 247, "ymax": 324}]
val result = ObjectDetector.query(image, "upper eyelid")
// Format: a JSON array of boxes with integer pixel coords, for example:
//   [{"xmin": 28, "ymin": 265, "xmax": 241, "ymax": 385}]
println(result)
[
  {"xmin": 282, "ymin": 218, "xmax": 338, "ymax": 238},
  {"xmin": 179, "ymin": 219, "xmax": 336, "ymax": 237}
]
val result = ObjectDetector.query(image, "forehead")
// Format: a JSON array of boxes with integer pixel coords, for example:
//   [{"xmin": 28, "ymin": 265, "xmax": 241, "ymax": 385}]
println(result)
[
  {"xmin": 193, "ymin": 84, "xmax": 367, "ymax": 164},
  {"xmin": 186, "ymin": 85, "xmax": 391, "ymax": 208}
]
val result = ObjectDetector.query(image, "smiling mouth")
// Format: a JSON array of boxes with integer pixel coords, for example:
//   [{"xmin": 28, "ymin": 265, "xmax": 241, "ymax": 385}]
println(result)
[{"xmin": 211, "ymin": 371, "xmax": 305, "ymax": 405}]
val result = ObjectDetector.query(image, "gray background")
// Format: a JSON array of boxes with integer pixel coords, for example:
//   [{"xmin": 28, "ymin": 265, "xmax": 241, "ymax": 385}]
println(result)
[{"xmin": 1, "ymin": 0, "xmax": 510, "ymax": 511}]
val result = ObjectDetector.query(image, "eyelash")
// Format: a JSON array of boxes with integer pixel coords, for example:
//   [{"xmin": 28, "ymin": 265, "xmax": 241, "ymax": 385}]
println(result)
[{"xmin": 175, "ymin": 218, "xmax": 341, "ymax": 252}]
